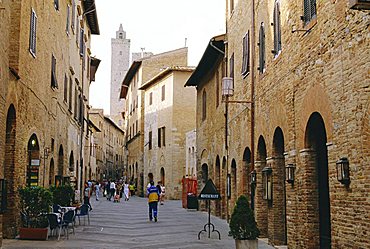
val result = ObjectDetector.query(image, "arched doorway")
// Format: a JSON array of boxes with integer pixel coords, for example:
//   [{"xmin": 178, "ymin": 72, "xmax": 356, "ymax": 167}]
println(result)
[
  {"xmin": 160, "ymin": 167, "xmax": 165, "ymax": 186},
  {"xmin": 221, "ymin": 156, "xmax": 227, "ymax": 219},
  {"xmin": 3, "ymin": 105, "xmax": 16, "ymax": 238},
  {"xmin": 231, "ymin": 159, "xmax": 237, "ymax": 207},
  {"xmin": 56, "ymin": 146, "xmax": 64, "ymax": 186},
  {"xmin": 49, "ymin": 158, "xmax": 54, "ymax": 186},
  {"xmin": 271, "ymin": 127, "xmax": 287, "ymax": 245},
  {"xmin": 243, "ymin": 147, "xmax": 252, "ymax": 208},
  {"xmin": 304, "ymin": 112, "xmax": 331, "ymax": 248},
  {"xmin": 255, "ymin": 135, "xmax": 268, "ymax": 236},
  {"xmin": 215, "ymin": 155, "xmax": 221, "ymax": 216},
  {"xmin": 27, "ymin": 134, "xmax": 40, "ymax": 187}
]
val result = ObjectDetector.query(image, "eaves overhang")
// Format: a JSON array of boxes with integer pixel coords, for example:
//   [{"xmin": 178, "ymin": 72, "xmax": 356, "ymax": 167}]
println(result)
[
  {"xmin": 119, "ymin": 61, "xmax": 142, "ymax": 99},
  {"xmin": 185, "ymin": 34, "xmax": 225, "ymax": 87},
  {"xmin": 82, "ymin": 0, "xmax": 100, "ymax": 35}
]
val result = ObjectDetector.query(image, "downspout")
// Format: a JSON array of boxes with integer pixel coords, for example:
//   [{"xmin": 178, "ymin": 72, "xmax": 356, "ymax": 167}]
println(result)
[{"xmin": 250, "ymin": 0, "xmax": 256, "ymax": 176}]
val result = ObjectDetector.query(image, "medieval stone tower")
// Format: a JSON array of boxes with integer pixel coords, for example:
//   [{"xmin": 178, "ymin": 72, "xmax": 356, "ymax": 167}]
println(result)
[{"xmin": 110, "ymin": 24, "xmax": 130, "ymax": 127}]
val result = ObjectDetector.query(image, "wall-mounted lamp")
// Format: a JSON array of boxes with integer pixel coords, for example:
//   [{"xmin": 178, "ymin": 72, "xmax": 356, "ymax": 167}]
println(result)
[
  {"xmin": 285, "ymin": 163, "xmax": 296, "ymax": 184},
  {"xmin": 250, "ymin": 170, "xmax": 257, "ymax": 186},
  {"xmin": 222, "ymin": 77, "xmax": 234, "ymax": 97},
  {"xmin": 336, "ymin": 157, "xmax": 350, "ymax": 185},
  {"xmin": 262, "ymin": 167, "xmax": 272, "ymax": 201},
  {"xmin": 0, "ymin": 179, "xmax": 7, "ymax": 213},
  {"xmin": 226, "ymin": 174, "xmax": 231, "ymax": 199}
]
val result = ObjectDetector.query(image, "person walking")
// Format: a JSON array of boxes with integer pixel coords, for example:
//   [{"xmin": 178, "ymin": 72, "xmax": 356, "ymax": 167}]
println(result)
[
  {"xmin": 83, "ymin": 182, "xmax": 92, "ymax": 211},
  {"xmin": 109, "ymin": 180, "xmax": 116, "ymax": 201},
  {"xmin": 95, "ymin": 181, "xmax": 100, "ymax": 201},
  {"xmin": 123, "ymin": 181, "xmax": 130, "ymax": 201},
  {"xmin": 160, "ymin": 183, "xmax": 166, "ymax": 205},
  {"xmin": 147, "ymin": 181, "xmax": 160, "ymax": 222}
]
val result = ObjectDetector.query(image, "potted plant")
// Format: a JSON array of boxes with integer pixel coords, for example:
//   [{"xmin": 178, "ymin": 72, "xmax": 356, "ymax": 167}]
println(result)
[
  {"xmin": 50, "ymin": 185, "xmax": 75, "ymax": 207},
  {"xmin": 229, "ymin": 195, "xmax": 260, "ymax": 249},
  {"xmin": 19, "ymin": 186, "xmax": 52, "ymax": 240}
]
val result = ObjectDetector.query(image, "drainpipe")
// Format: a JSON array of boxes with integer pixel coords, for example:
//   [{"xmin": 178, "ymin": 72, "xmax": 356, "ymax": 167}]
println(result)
[{"xmin": 250, "ymin": 0, "xmax": 256, "ymax": 176}]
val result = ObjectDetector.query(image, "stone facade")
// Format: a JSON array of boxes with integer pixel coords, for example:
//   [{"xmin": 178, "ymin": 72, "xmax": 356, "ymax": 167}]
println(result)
[
  {"xmin": 190, "ymin": 1, "xmax": 369, "ymax": 248},
  {"xmin": 110, "ymin": 24, "xmax": 130, "ymax": 127},
  {"xmin": 121, "ymin": 47, "xmax": 188, "ymax": 196},
  {"xmin": 185, "ymin": 129, "xmax": 197, "ymax": 179},
  {"xmin": 140, "ymin": 67, "xmax": 196, "ymax": 199},
  {"xmin": 0, "ymin": 0, "xmax": 100, "ymax": 239}
]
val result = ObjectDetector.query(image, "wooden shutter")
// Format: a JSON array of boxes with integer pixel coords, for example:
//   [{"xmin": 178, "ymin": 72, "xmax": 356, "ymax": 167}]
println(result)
[
  {"xmin": 158, "ymin": 128, "xmax": 161, "ymax": 147},
  {"xmin": 80, "ymin": 28, "xmax": 84, "ymax": 56},
  {"xmin": 54, "ymin": 0, "xmax": 59, "ymax": 10},
  {"xmin": 241, "ymin": 31, "xmax": 250, "ymax": 76},
  {"xmin": 259, "ymin": 24, "xmax": 265, "ymax": 73},
  {"xmin": 229, "ymin": 53, "xmax": 234, "ymax": 78},
  {"xmin": 71, "ymin": 0, "xmax": 75, "ymax": 30},
  {"xmin": 51, "ymin": 55, "xmax": 58, "ymax": 88},
  {"xmin": 162, "ymin": 127, "xmax": 166, "ymax": 146},
  {"xmin": 64, "ymin": 75, "xmax": 68, "ymax": 102},
  {"xmin": 149, "ymin": 131, "xmax": 152, "ymax": 150},
  {"xmin": 202, "ymin": 90, "xmax": 207, "ymax": 121},
  {"xmin": 29, "ymin": 9, "xmax": 37, "ymax": 55},
  {"xmin": 66, "ymin": 5, "xmax": 70, "ymax": 34},
  {"xmin": 310, "ymin": 0, "xmax": 317, "ymax": 19},
  {"xmin": 304, "ymin": 0, "xmax": 311, "ymax": 24},
  {"xmin": 161, "ymin": 85, "xmax": 165, "ymax": 101},
  {"xmin": 276, "ymin": 2, "xmax": 282, "ymax": 52}
]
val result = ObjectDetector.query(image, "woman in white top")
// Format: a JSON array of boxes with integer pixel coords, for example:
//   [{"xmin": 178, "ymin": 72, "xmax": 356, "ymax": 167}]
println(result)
[{"xmin": 123, "ymin": 181, "xmax": 130, "ymax": 201}]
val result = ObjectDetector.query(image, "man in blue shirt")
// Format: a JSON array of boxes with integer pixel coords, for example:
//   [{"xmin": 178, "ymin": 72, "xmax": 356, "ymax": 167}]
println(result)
[{"xmin": 147, "ymin": 181, "xmax": 160, "ymax": 222}]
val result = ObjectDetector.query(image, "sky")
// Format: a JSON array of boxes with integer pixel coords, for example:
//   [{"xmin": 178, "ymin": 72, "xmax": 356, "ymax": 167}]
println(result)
[{"xmin": 89, "ymin": 0, "xmax": 226, "ymax": 114}]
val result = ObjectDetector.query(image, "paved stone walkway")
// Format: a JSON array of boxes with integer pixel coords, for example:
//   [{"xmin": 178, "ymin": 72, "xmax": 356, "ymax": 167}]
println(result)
[{"xmin": 2, "ymin": 195, "xmax": 274, "ymax": 249}]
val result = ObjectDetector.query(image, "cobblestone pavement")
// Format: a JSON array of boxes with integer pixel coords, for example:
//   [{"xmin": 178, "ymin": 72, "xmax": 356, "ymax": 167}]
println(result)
[{"xmin": 2, "ymin": 195, "xmax": 275, "ymax": 249}]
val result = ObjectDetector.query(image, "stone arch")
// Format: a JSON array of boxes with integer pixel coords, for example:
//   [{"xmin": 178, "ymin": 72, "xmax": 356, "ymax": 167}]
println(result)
[
  {"xmin": 215, "ymin": 155, "xmax": 221, "ymax": 216},
  {"xmin": 231, "ymin": 158, "xmax": 237, "ymax": 207},
  {"xmin": 58, "ymin": 145, "xmax": 64, "ymax": 176},
  {"xmin": 221, "ymin": 156, "xmax": 227, "ymax": 219},
  {"xmin": 49, "ymin": 158, "xmax": 55, "ymax": 186},
  {"xmin": 160, "ymin": 167, "xmax": 165, "ymax": 186},
  {"xmin": 255, "ymin": 135, "xmax": 268, "ymax": 237},
  {"xmin": 3, "ymin": 105, "xmax": 17, "ymax": 238},
  {"xmin": 27, "ymin": 134, "xmax": 40, "ymax": 187},
  {"xmin": 269, "ymin": 127, "xmax": 287, "ymax": 245},
  {"xmin": 301, "ymin": 112, "xmax": 331, "ymax": 248},
  {"xmin": 243, "ymin": 147, "xmax": 252, "ymax": 207}
]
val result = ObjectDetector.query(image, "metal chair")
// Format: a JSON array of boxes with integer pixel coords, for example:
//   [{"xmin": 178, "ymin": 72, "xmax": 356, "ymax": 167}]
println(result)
[
  {"xmin": 61, "ymin": 210, "xmax": 75, "ymax": 239},
  {"xmin": 46, "ymin": 213, "xmax": 62, "ymax": 240},
  {"xmin": 75, "ymin": 204, "xmax": 90, "ymax": 225}
]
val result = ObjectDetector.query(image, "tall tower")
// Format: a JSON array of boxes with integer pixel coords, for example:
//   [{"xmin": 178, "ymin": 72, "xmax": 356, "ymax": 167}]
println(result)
[{"xmin": 110, "ymin": 24, "xmax": 130, "ymax": 127}]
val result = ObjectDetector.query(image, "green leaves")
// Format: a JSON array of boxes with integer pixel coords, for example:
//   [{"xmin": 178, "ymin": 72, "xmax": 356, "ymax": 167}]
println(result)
[
  {"xmin": 49, "ymin": 185, "xmax": 75, "ymax": 206},
  {"xmin": 229, "ymin": 195, "xmax": 260, "ymax": 240}
]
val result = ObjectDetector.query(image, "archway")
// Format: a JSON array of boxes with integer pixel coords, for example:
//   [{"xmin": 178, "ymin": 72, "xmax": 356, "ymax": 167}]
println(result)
[
  {"xmin": 49, "ymin": 158, "xmax": 55, "ymax": 186},
  {"xmin": 221, "ymin": 156, "xmax": 227, "ymax": 219},
  {"xmin": 3, "ymin": 105, "xmax": 16, "ymax": 238},
  {"xmin": 231, "ymin": 159, "xmax": 237, "ymax": 208},
  {"xmin": 160, "ymin": 167, "xmax": 165, "ymax": 186},
  {"xmin": 270, "ymin": 127, "xmax": 287, "ymax": 245},
  {"xmin": 304, "ymin": 112, "xmax": 331, "ymax": 248},
  {"xmin": 27, "ymin": 134, "xmax": 40, "ymax": 187},
  {"xmin": 243, "ymin": 147, "xmax": 252, "ymax": 208},
  {"xmin": 215, "ymin": 155, "xmax": 221, "ymax": 216},
  {"xmin": 255, "ymin": 135, "xmax": 268, "ymax": 236},
  {"xmin": 55, "ymin": 146, "xmax": 64, "ymax": 186}
]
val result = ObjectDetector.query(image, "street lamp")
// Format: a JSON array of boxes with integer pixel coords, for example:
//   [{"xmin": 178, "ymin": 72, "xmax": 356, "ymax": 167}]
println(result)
[
  {"xmin": 250, "ymin": 170, "xmax": 257, "ymax": 186},
  {"xmin": 336, "ymin": 157, "xmax": 350, "ymax": 185},
  {"xmin": 262, "ymin": 167, "xmax": 272, "ymax": 201},
  {"xmin": 285, "ymin": 163, "xmax": 295, "ymax": 184}
]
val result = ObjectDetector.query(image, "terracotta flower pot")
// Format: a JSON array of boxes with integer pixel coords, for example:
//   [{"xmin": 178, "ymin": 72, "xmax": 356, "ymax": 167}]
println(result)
[
  {"xmin": 19, "ymin": 227, "xmax": 48, "ymax": 240},
  {"xmin": 235, "ymin": 239, "xmax": 258, "ymax": 249}
]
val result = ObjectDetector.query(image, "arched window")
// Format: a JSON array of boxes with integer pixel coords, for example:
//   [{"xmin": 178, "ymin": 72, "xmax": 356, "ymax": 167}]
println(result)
[
  {"xmin": 202, "ymin": 90, "xmax": 207, "ymax": 121},
  {"xmin": 273, "ymin": 1, "xmax": 282, "ymax": 56},
  {"xmin": 258, "ymin": 22, "xmax": 266, "ymax": 73}
]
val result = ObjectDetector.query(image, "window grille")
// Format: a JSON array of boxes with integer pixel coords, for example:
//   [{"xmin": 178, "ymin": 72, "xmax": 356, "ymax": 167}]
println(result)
[
  {"xmin": 303, "ymin": 0, "xmax": 316, "ymax": 24},
  {"xmin": 29, "ymin": 9, "xmax": 37, "ymax": 56},
  {"xmin": 241, "ymin": 31, "xmax": 250, "ymax": 77},
  {"xmin": 273, "ymin": 1, "xmax": 282, "ymax": 56},
  {"xmin": 258, "ymin": 23, "xmax": 266, "ymax": 73}
]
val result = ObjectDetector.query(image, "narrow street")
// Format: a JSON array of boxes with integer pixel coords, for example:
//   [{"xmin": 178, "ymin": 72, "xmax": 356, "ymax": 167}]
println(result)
[{"xmin": 2, "ymin": 195, "xmax": 273, "ymax": 249}]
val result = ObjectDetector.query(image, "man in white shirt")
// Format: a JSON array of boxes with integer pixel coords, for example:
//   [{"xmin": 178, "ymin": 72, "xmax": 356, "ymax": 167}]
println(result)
[{"xmin": 109, "ymin": 181, "xmax": 116, "ymax": 201}]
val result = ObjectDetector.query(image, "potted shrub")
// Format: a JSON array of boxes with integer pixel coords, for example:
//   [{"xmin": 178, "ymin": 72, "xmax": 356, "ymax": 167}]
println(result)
[
  {"xmin": 19, "ymin": 186, "xmax": 52, "ymax": 240},
  {"xmin": 50, "ymin": 185, "xmax": 75, "ymax": 207},
  {"xmin": 229, "ymin": 195, "xmax": 260, "ymax": 249}
]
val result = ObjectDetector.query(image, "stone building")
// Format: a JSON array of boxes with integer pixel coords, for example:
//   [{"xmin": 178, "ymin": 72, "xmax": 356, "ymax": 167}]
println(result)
[
  {"xmin": 89, "ymin": 109, "xmax": 125, "ymax": 181},
  {"xmin": 0, "ymin": 0, "xmax": 100, "ymax": 239},
  {"xmin": 139, "ymin": 66, "xmax": 196, "ymax": 199},
  {"xmin": 185, "ymin": 129, "xmax": 197, "ymax": 179},
  {"xmin": 187, "ymin": 1, "xmax": 369, "ymax": 248},
  {"xmin": 120, "ymin": 47, "xmax": 188, "ymax": 196},
  {"xmin": 110, "ymin": 24, "xmax": 130, "ymax": 127}
]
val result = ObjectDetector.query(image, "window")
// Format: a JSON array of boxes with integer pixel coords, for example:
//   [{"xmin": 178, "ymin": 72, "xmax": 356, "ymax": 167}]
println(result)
[
  {"xmin": 80, "ymin": 28, "xmax": 84, "ymax": 56},
  {"xmin": 273, "ymin": 1, "xmax": 282, "ymax": 56},
  {"xmin": 54, "ymin": 0, "xmax": 59, "ymax": 10},
  {"xmin": 76, "ymin": 17, "xmax": 79, "ymax": 45},
  {"xmin": 241, "ymin": 31, "xmax": 250, "ymax": 77},
  {"xmin": 303, "ymin": 0, "xmax": 316, "ymax": 24},
  {"xmin": 149, "ymin": 131, "xmax": 152, "ymax": 150},
  {"xmin": 161, "ymin": 85, "xmax": 165, "ymax": 101},
  {"xmin": 158, "ymin": 127, "xmax": 166, "ymax": 147},
  {"xmin": 68, "ymin": 77, "xmax": 73, "ymax": 111},
  {"xmin": 136, "ymin": 96, "xmax": 138, "ymax": 108},
  {"xmin": 74, "ymin": 87, "xmax": 78, "ymax": 119},
  {"xmin": 66, "ymin": 5, "xmax": 70, "ymax": 34},
  {"xmin": 258, "ymin": 23, "xmax": 266, "ymax": 73},
  {"xmin": 202, "ymin": 90, "xmax": 207, "ymax": 121},
  {"xmin": 229, "ymin": 53, "xmax": 234, "ymax": 78},
  {"xmin": 29, "ymin": 9, "xmax": 37, "ymax": 56},
  {"xmin": 230, "ymin": 0, "xmax": 234, "ymax": 13},
  {"xmin": 71, "ymin": 0, "xmax": 75, "ymax": 30},
  {"xmin": 136, "ymin": 120, "xmax": 138, "ymax": 134},
  {"xmin": 149, "ymin": 92, "xmax": 153, "ymax": 105},
  {"xmin": 64, "ymin": 74, "xmax": 68, "ymax": 102},
  {"xmin": 51, "ymin": 54, "xmax": 58, "ymax": 88}
]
